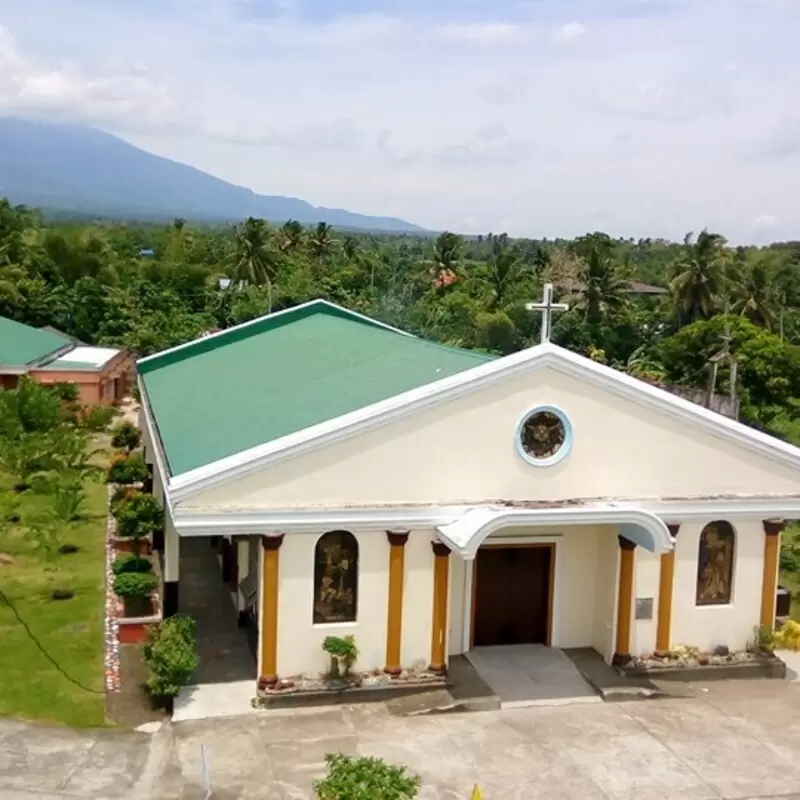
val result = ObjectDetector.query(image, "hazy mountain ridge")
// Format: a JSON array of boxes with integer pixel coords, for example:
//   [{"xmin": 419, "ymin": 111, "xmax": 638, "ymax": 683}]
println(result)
[{"xmin": 0, "ymin": 117, "xmax": 425, "ymax": 232}]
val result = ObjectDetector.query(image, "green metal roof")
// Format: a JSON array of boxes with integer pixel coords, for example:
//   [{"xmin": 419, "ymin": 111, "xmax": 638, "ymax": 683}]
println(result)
[
  {"xmin": 139, "ymin": 301, "xmax": 495, "ymax": 477},
  {"xmin": 0, "ymin": 316, "xmax": 72, "ymax": 368}
]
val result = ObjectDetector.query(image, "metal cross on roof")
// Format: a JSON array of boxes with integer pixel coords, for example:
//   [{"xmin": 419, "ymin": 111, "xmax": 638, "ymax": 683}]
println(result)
[{"xmin": 525, "ymin": 283, "xmax": 569, "ymax": 344}]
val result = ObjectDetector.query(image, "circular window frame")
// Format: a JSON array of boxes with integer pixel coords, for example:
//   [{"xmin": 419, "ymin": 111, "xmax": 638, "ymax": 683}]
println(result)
[{"xmin": 515, "ymin": 404, "xmax": 573, "ymax": 467}]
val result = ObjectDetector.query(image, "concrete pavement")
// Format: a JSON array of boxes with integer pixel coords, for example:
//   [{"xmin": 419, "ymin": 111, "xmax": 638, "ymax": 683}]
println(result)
[{"xmin": 4, "ymin": 679, "xmax": 800, "ymax": 798}]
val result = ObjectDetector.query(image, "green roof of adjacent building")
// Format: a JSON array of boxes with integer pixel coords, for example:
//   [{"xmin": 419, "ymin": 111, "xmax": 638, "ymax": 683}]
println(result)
[
  {"xmin": 139, "ymin": 300, "xmax": 495, "ymax": 477},
  {"xmin": 0, "ymin": 316, "xmax": 72, "ymax": 367}
]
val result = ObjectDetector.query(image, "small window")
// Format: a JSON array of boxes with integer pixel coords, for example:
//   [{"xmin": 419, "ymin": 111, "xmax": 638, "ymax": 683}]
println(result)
[
  {"xmin": 516, "ymin": 405, "xmax": 572, "ymax": 466},
  {"xmin": 696, "ymin": 521, "xmax": 736, "ymax": 606},
  {"xmin": 313, "ymin": 530, "xmax": 358, "ymax": 624}
]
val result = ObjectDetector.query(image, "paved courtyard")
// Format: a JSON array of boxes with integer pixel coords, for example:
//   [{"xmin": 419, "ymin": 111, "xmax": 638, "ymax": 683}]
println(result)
[{"xmin": 4, "ymin": 679, "xmax": 800, "ymax": 799}]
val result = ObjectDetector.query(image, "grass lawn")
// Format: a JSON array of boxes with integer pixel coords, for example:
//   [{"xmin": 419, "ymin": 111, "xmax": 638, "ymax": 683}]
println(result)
[
  {"xmin": 0, "ymin": 474, "xmax": 108, "ymax": 727},
  {"xmin": 780, "ymin": 523, "xmax": 800, "ymax": 621}
]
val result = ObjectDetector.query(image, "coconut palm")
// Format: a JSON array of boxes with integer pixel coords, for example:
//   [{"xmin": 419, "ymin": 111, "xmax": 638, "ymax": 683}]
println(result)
[
  {"xmin": 279, "ymin": 220, "xmax": 305, "ymax": 253},
  {"xmin": 669, "ymin": 230, "xmax": 728, "ymax": 323},
  {"xmin": 730, "ymin": 259, "xmax": 776, "ymax": 329},
  {"xmin": 230, "ymin": 217, "xmax": 280, "ymax": 311},
  {"xmin": 486, "ymin": 235, "xmax": 523, "ymax": 308},
  {"xmin": 569, "ymin": 233, "xmax": 630, "ymax": 324},
  {"xmin": 309, "ymin": 222, "xmax": 337, "ymax": 265}
]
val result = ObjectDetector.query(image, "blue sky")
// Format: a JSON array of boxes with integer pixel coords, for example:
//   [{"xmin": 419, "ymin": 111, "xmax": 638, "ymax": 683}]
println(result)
[{"xmin": 0, "ymin": 0, "xmax": 798, "ymax": 241}]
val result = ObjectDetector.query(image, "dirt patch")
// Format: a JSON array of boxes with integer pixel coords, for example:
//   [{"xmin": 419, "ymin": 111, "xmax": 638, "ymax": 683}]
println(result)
[{"xmin": 106, "ymin": 645, "xmax": 168, "ymax": 728}]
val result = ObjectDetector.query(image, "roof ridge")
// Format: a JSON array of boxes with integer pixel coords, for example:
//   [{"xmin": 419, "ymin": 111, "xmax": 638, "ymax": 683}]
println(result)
[{"xmin": 138, "ymin": 299, "xmax": 413, "ymax": 374}]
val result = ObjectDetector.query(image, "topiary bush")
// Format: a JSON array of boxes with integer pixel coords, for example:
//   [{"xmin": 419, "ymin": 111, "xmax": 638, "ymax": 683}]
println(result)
[
  {"xmin": 113, "ymin": 571, "xmax": 157, "ymax": 616},
  {"xmin": 111, "ymin": 421, "xmax": 142, "ymax": 453},
  {"xmin": 114, "ymin": 492, "xmax": 162, "ymax": 536},
  {"xmin": 313, "ymin": 754, "xmax": 420, "ymax": 800},
  {"xmin": 110, "ymin": 485, "xmax": 140, "ymax": 517},
  {"xmin": 143, "ymin": 615, "xmax": 199, "ymax": 700},
  {"xmin": 107, "ymin": 454, "xmax": 149, "ymax": 485},
  {"xmin": 112, "ymin": 553, "xmax": 153, "ymax": 575}
]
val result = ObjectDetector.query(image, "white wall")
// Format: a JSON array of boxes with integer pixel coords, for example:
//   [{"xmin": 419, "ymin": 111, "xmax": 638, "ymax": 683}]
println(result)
[
  {"xmin": 185, "ymin": 365, "xmax": 800, "ymax": 510},
  {"xmin": 275, "ymin": 530, "xmax": 434, "ymax": 679},
  {"xmin": 592, "ymin": 529, "xmax": 619, "ymax": 662},
  {"xmin": 631, "ymin": 548, "xmax": 660, "ymax": 657},
  {"xmin": 671, "ymin": 519, "xmax": 765, "ymax": 653}
]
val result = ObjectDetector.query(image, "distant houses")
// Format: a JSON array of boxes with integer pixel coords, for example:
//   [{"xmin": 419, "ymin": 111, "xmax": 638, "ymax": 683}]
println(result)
[{"xmin": 0, "ymin": 316, "xmax": 132, "ymax": 405}]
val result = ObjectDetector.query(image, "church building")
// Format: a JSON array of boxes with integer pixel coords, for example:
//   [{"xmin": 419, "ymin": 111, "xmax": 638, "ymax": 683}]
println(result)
[{"xmin": 137, "ymin": 298, "xmax": 800, "ymax": 690}]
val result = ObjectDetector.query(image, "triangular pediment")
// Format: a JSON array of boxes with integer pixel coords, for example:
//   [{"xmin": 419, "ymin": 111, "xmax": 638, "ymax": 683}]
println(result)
[{"xmin": 172, "ymin": 344, "xmax": 800, "ymax": 509}]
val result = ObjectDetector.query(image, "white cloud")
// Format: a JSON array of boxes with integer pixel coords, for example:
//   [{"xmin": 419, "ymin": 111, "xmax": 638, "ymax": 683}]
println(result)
[
  {"xmin": 753, "ymin": 214, "xmax": 778, "ymax": 230},
  {"xmin": 551, "ymin": 21, "xmax": 588, "ymax": 44},
  {"xmin": 437, "ymin": 22, "xmax": 527, "ymax": 46},
  {"xmin": 0, "ymin": 2, "xmax": 799, "ymax": 243}
]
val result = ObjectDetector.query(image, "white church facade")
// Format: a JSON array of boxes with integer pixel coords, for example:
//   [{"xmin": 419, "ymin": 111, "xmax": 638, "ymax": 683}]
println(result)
[{"xmin": 138, "ymin": 298, "xmax": 800, "ymax": 688}]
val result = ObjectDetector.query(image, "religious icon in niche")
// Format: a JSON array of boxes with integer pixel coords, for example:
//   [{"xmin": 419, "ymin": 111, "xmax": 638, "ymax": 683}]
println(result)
[
  {"xmin": 696, "ymin": 521, "xmax": 735, "ymax": 606},
  {"xmin": 313, "ymin": 530, "xmax": 358, "ymax": 624},
  {"xmin": 520, "ymin": 409, "xmax": 566, "ymax": 460}
]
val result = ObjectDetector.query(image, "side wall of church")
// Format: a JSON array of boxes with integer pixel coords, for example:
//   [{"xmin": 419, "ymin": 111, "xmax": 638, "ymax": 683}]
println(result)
[
  {"xmin": 276, "ymin": 529, "xmax": 434, "ymax": 678},
  {"xmin": 670, "ymin": 519, "xmax": 765, "ymax": 653}
]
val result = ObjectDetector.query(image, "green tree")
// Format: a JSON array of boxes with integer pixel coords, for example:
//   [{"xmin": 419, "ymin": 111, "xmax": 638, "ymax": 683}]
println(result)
[{"xmin": 669, "ymin": 230, "xmax": 728, "ymax": 323}]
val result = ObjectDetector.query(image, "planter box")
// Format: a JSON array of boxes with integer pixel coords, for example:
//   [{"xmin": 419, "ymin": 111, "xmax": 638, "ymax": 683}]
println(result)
[
  {"xmin": 117, "ymin": 619, "xmax": 157, "ymax": 645},
  {"xmin": 620, "ymin": 656, "xmax": 785, "ymax": 682},
  {"xmin": 113, "ymin": 536, "xmax": 152, "ymax": 556},
  {"xmin": 256, "ymin": 676, "xmax": 449, "ymax": 710}
]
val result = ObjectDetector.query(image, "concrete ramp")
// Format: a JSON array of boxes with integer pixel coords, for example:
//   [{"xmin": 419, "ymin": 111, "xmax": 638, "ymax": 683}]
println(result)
[{"xmin": 465, "ymin": 645, "xmax": 601, "ymax": 709}]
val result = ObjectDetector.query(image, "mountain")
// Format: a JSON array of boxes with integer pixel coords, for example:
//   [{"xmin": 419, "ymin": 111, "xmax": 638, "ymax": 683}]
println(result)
[{"xmin": 0, "ymin": 117, "xmax": 425, "ymax": 233}]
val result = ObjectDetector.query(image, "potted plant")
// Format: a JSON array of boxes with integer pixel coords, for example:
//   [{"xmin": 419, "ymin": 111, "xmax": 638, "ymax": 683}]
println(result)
[
  {"xmin": 112, "ymin": 553, "xmax": 153, "ymax": 574},
  {"xmin": 111, "ymin": 421, "xmax": 142, "ymax": 453},
  {"xmin": 114, "ymin": 492, "xmax": 162, "ymax": 555},
  {"xmin": 107, "ymin": 454, "xmax": 150, "ymax": 485},
  {"xmin": 113, "ymin": 571, "xmax": 157, "ymax": 617},
  {"xmin": 322, "ymin": 635, "xmax": 359, "ymax": 681},
  {"xmin": 313, "ymin": 753, "xmax": 420, "ymax": 800}
]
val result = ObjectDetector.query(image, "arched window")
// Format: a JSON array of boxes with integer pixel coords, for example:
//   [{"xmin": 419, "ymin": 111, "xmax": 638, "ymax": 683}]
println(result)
[
  {"xmin": 696, "ymin": 521, "xmax": 736, "ymax": 606},
  {"xmin": 313, "ymin": 530, "xmax": 359, "ymax": 624}
]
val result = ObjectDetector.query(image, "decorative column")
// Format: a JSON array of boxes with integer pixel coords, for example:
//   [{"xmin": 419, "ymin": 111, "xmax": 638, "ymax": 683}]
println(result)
[
  {"xmin": 384, "ymin": 530, "xmax": 410, "ymax": 676},
  {"xmin": 654, "ymin": 524, "xmax": 681, "ymax": 656},
  {"xmin": 257, "ymin": 534, "xmax": 285, "ymax": 690},
  {"xmin": 429, "ymin": 541, "xmax": 451, "ymax": 674},
  {"xmin": 760, "ymin": 520, "xmax": 785, "ymax": 630},
  {"xmin": 613, "ymin": 536, "xmax": 636, "ymax": 666},
  {"xmin": 163, "ymin": 517, "xmax": 180, "ymax": 618}
]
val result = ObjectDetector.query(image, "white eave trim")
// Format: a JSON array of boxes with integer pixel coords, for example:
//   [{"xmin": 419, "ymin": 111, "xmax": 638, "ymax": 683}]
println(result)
[
  {"xmin": 611, "ymin": 497, "xmax": 800, "ymax": 523},
  {"xmin": 167, "ymin": 341, "xmax": 800, "ymax": 502},
  {"xmin": 137, "ymin": 374, "xmax": 173, "ymax": 509},
  {"xmin": 171, "ymin": 505, "xmax": 469, "ymax": 536}
]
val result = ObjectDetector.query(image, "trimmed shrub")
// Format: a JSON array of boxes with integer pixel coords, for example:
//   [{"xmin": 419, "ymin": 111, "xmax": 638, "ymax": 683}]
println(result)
[
  {"xmin": 81, "ymin": 404, "xmax": 117, "ymax": 432},
  {"xmin": 114, "ymin": 492, "xmax": 162, "ymax": 538},
  {"xmin": 111, "ymin": 421, "xmax": 142, "ymax": 453},
  {"xmin": 107, "ymin": 454, "xmax": 149, "ymax": 485},
  {"xmin": 143, "ymin": 615, "xmax": 199, "ymax": 699},
  {"xmin": 313, "ymin": 754, "xmax": 421, "ymax": 800},
  {"xmin": 113, "ymin": 571, "xmax": 157, "ymax": 598},
  {"xmin": 112, "ymin": 553, "xmax": 153, "ymax": 575},
  {"xmin": 50, "ymin": 382, "xmax": 80, "ymax": 403},
  {"xmin": 110, "ymin": 485, "xmax": 140, "ymax": 517}
]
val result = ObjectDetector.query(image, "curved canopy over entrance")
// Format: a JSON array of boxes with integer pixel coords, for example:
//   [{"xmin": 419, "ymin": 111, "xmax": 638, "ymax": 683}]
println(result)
[{"xmin": 435, "ymin": 505, "xmax": 674, "ymax": 560}]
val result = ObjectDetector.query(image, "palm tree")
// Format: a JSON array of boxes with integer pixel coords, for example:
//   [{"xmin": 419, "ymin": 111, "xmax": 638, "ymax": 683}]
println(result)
[
  {"xmin": 569, "ymin": 233, "xmax": 629, "ymax": 324},
  {"xmin": 279, "ymin": 220, "xmax": 305, "ymax": 253},
  {"xmin": 669, "ymin": 230, "xmax": 728, "ymax": 323},
  {"xmin": 230, "ymin": 217, "xmax": 280, "ymax": 310},
  {"xmin": 309, "ymin": 222, "xmax": 337, "ymax": 266},
  {"xmin": 731, "ymin": 257, "xmax": 777, "ymax": 329},
  {"xmin": 486, "ymin": 235, "xmax": 522, "ymax": 308}
]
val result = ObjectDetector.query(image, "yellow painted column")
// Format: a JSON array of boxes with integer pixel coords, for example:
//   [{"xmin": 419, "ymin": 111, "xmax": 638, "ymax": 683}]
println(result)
[
  {"xmin": 429, "ymin": 541, "xmax": 451, "ymax": 674},
  {"xmin": 384, "ymin": 530, "xmax": 410, "ymax": 676},
  {"xmin": 760, "ymin": 520, "xmax": 784, "ymax": 630},
  {"xmin": 654, "ymin": 524, "xmax": 680, "ymax": 656},
  {"xmin": 258, "ymin": 534, "xmax": 284, "ymax": 690},
  {"xmin": 613, "ymin": 536, "xmax": 636, "ymax": 666}
]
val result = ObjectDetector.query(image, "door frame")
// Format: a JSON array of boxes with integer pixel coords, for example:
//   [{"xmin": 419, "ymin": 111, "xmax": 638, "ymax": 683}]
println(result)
[{"xmin": 468, "ymin": 541, "xmax": 556, "ymax": 650}]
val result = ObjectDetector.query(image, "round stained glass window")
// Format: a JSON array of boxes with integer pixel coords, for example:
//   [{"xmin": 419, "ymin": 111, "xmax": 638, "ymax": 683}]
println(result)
[{"xmin": 516, "ymin": 406, "xmax": 572, "ymax": 466}]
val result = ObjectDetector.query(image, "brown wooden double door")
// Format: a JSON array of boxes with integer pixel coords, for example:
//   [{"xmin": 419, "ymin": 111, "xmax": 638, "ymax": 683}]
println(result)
[{"xmin": 472, "ymin": 545, "xmax": 553, "ymax": 648}]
